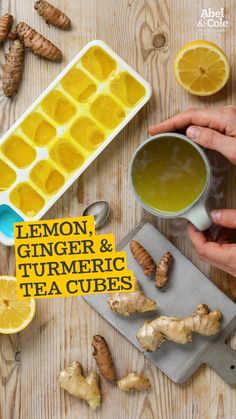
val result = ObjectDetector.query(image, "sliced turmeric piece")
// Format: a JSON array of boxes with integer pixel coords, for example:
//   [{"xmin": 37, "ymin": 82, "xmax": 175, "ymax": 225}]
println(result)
[
  {"xmin": 130, "ymin": 240, "xmax": 156, "ymax": 276},
  {"xmin": 9, "ymin": 22, "xmax": 62, "ymax": 61},
  {"xmin": 2, "ymin": 40, "xmax": 24, "ymax": 97},
  {"xmin": 0, "ymin": 13, "xmax": 13, "ymax": 43},
  {"xmin": 154, "ymin": 252, "xmax": 173, "ymax": 288},
  {"xmin": 34, "ymin": 0, "xmax": 71, "ymax": 30}
]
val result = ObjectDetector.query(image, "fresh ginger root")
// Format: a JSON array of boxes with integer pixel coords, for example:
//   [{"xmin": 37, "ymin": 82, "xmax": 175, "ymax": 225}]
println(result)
[
  {"xmin": 2, "ymin": 40, "xmax": 24, "ymax": 97},
  {"xmin": 130, "ymin": 240, "xmax": 156, "ymax": 276},
  {"xmin": 118, "ymin": 373, "xmax": 151, "ymax": 392},
  {"xmin": 0, "ymin": 13, "xmax": 13, "ymax": 43},
  {"xmin": 154, "ymin": 252, "xmax": 173, "ymax": 288},
  {"xmin": 137, "ymin": 304, "xmax": 222, "ymax": 352},
  {"xmin": 92, "ymin": 335, "xmax": 117, "ymax": 383},
  {"xmin": 35, "ymin": 0, "xmax": 71, "ymax": 30},
  {"xmin": 9, "ymin": 22, "xmax": 62, "ymax": 61},
  {"xmin": 108, "ymin": 277, "xmax": 157, "ymax": 316},
  {"xmin": 58, "ymin": 361, "xmax": 101, "ymax": 410}
]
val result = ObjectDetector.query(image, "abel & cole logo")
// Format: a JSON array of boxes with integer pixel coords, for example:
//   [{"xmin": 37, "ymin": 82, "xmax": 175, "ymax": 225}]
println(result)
[{"xmin": 197, "ymin": 8, "xmax": 229, "ymax": 33}]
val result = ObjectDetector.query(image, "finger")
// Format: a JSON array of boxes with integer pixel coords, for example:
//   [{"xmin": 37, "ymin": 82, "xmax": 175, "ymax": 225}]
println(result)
[
  {"xmin": 215, "ymin": 228, "xmax": 236, "ymax": 244},
  {"xmin": 186, "ymin": 126, "xmax": 236, "ymax": 164},
  {"xmin": 187, "ymin": 223, "xmax": 208, "ymax": 247},
  {"xmin": 188, "ymin": 223, "xmax": 235, "ymax": 266},
  {"xmin": 211, "ymin": 209, "xmax": 236, "ymax": 228},
  {"xmin": 197, "ymin": 244, "xmax": 236, "ymax": 271},
  {"xmin": 148, "ymin": 108, "xmax": 225, "ymax": 136}
]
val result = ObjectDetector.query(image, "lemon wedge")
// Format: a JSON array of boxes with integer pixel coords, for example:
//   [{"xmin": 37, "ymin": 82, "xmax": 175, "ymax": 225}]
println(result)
[
  {"xmin": 0, "ymin": 276, "xmax": 35, "ymax": 334},
  {"xmin": 174, "ymin": 40, "xmax": 230, "ymax": 96}
]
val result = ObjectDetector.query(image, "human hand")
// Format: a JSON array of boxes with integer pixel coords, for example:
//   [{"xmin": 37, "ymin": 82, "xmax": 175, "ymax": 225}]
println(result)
[
  {"xmin": 148, "ymin": 105, "xmax": 236, "ymax": 164},
  {"xmin": 188, "ymin": 210, "xmax": 236, "ymax": 277},
  {"xmin": 148, "ymin": 106, "xmax": 236, "ymax": 276}
]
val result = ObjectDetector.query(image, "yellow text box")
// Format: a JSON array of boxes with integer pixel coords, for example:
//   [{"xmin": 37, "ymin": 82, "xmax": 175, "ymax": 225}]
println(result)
[
  {"xmin": 14, "ymin": 216, "xmax": 134, "ymax": 299},
  {"xmin": 17, "ymin": 270, "xmax": 135, "ymax": 299}
]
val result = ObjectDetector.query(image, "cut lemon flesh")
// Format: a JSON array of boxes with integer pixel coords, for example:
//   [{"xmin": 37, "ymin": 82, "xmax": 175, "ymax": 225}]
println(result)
[
  {"xmin": 0, "ymin": 276, "xmax": 35, "ymax": 334},
  {"xmin": 174, "ymin": 40, "xmax": 230, "ymax": 96}
]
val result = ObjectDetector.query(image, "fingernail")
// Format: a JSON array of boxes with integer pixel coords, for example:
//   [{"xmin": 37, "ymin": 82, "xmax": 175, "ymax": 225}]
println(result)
[
  {"xmin": 211, "ymin": 210, "xmax": 222, "ymax": 222},
  {"xmin": 186, "ymin": 126, "xmax": 200, "ymax": 140}
]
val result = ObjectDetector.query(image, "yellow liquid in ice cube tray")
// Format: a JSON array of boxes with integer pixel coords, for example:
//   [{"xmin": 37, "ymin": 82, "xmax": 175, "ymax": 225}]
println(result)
[{"xmin": 0, "ymin": 40, "xmax": 150, "ymax": 244}]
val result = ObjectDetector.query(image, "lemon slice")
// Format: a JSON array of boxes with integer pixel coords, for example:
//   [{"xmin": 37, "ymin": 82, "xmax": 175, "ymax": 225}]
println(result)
[
  {"xmin": 174, "ymin": 40, "xmax": 230, "ymax": 96},
  {"xmin": 0, "ymin": 276, "xmax": 35, "ymax": 334}
]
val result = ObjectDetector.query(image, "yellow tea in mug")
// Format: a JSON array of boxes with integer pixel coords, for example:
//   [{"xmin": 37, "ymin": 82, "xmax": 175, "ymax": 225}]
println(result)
[{"xmin": 132, "ymin": 137, "xmax": 207, "ymax": 213}]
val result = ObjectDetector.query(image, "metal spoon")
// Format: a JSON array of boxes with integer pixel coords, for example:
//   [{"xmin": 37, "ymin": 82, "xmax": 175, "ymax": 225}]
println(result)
[{"xmin": 82, "ymin": 200, "xmax": 110, "ymax": 228}]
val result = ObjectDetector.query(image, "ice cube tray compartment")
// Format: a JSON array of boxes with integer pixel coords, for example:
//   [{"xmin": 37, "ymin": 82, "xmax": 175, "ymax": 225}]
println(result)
[
  {"xmin": 0, "ymin": 205, "xmax": 24, "ymax": 238},
  {"xmin": 80, "ymin": 46, "xmax": 117, "ymax": 81},
  {"xmin": 61, "ymin": 68, "xmax": 97, "ymax": 102},
  {"xmin": 21, "ymin": 113, "xmax": 57, "ymax": 147},
  {"xmin": 0, "ymin": 40, "xmax": 151, "ymax": 245},
  {"xmin": 1, "ymin": 135, "xmax": 37, "ymax": 169},
  {"xmin": 0, "ymin": 160, "xmax": 16, "ymax": 191},
  {"xmin": 10, "ymin": 183, "xmax": 45, "ymax": 217},
  {"xmin": 30, "ymin": 160, "xmax": 65, "ymax": 195}
]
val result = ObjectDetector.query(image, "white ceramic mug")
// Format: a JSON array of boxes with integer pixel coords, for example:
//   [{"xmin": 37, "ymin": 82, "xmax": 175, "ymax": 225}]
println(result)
[{"xmin": 130, "ymin": 133, "xmax": 212, "ymax": 231}]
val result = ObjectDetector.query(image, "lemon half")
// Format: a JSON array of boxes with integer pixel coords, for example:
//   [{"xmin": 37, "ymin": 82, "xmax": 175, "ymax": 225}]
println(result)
[
  {"xmin": 0, "ymin": 276, "xmax": 35, "ymax": 334},
  {"xmin": 174, "ymin": 40, "xmax": 230, "ymax": 96}
]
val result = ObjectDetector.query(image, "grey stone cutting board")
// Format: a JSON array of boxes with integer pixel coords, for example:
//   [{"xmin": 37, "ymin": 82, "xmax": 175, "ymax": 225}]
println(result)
[{"xmin": 84, "ymin": 222, "xmax": 236, "ymax": 384}]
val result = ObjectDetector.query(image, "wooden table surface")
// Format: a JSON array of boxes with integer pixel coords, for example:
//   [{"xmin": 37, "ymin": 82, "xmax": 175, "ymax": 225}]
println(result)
[{"xmin": 0, "ymin": 0, "xmax": 235, "ymax": 418}]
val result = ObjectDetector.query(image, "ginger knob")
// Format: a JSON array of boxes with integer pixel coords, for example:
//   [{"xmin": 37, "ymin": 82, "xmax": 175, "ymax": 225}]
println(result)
[
  {"xmin": 137, "ymin": 304, "xmax": 222, "ymax": 352},
  {"xmin": 108, "ymin": 277, "xmax": 157, "ymax": 316},
  {"xmin": 118, "ymin": 372, "xmax": 151, "ymax": 392},
  {"xmin": 58, "ymin": 361, "xmax": 101, "ymax": 410}
]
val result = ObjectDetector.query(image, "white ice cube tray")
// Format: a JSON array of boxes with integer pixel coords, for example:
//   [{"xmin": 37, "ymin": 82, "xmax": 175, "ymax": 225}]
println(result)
[{"xmin": 0, "ymin": 40, "xmax": 151, "ymax": 246}]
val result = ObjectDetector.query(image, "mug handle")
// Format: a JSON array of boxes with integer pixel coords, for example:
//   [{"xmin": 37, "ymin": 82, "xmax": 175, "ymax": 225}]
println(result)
[{"xmin": 183, "ymin": 201, "xmax": 212, "ymax": 231}]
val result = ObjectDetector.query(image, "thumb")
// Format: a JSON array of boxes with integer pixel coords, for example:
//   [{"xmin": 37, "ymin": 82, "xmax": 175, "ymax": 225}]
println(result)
[
  {"xmin": 186, "ymin": 125, "xmax": 236, "ymax": 164},
  {"xmin": 211, "ymin": 209, "xmax": 236, "ymax": 228}
]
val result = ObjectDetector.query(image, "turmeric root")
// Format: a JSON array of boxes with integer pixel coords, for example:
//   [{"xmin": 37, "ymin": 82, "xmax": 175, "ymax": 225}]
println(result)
[
  {"xmin": 137, "ymin": 304, "xmax": 222, "ymax": 352},
  {"xmin": 154, "ymin": 252, "xmax": 173, "ymax": 288},
  {"xmin": 58, "ymin": 361, "xmax": 101, "ymax": 410},
  {"xmin": 130, "ymin": 240, "xmax": 156, "ymax": 276},
  {"xmin": 9, "ymin": 22, "xmax": 62, "ymax": 61},
  {"xmin": 34, "ymin": 0, "xmax": 71, "ymax": 30},
  {"xmin": 108, "ymin": 277, "xmax": 157, "ymax": 316},
  {"xmin": 0, "ymin": 14, "xmax": 13, "ymax": 43},
  {"xmin": 2, "ymin": 40, "xmax": 24, "ymax": 97},
  {"xmin": 92, "ymin": 335, "xmax": 117, "ymax": 383},
  {"xmin": 118, "ymin": 373, "xmax": 151, "ymax": 392}
]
